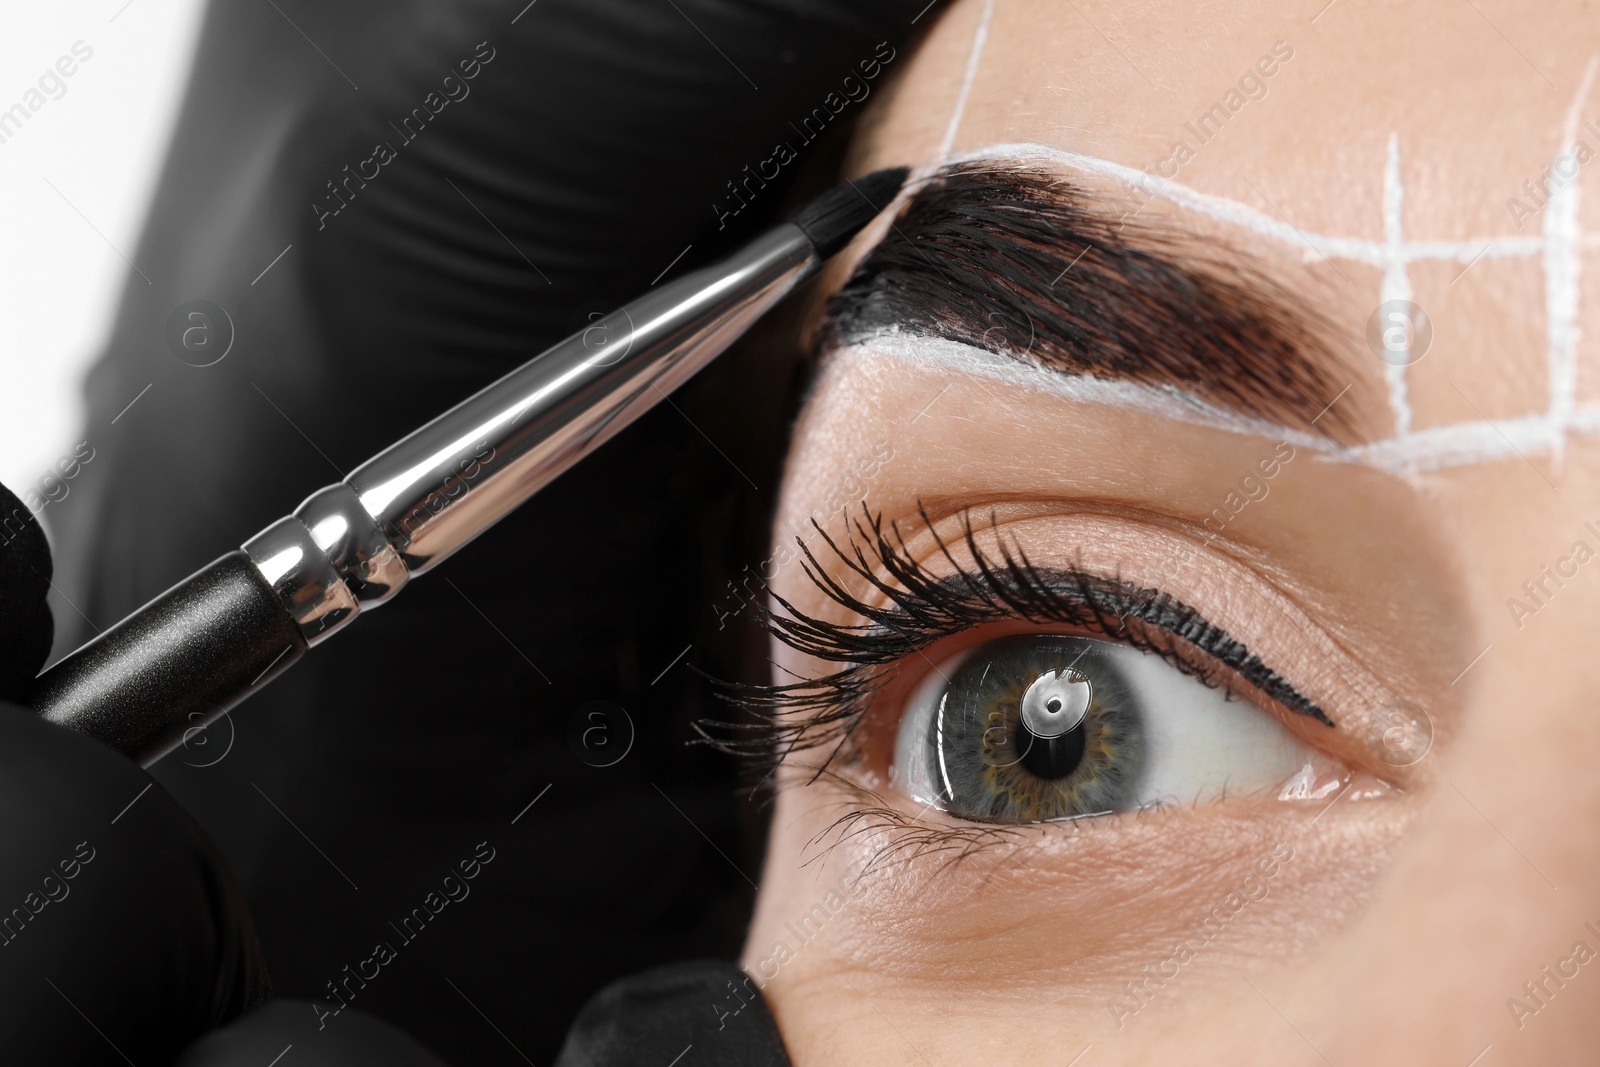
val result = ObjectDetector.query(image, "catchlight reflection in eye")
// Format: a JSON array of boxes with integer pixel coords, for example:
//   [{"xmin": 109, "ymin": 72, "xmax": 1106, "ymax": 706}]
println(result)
[{"xmin": 891, "ymin": 635, "xmax": 1336, "ymax": 823}]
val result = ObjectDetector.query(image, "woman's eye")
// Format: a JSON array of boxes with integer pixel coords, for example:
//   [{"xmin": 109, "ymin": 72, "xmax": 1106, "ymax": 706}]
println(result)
[{"xmin": 890, "ymin": 634, "xmax": 1336, "ymax": 823}]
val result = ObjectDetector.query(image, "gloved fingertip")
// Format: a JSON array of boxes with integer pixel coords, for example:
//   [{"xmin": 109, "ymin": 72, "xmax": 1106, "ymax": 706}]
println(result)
[
  {"xmin": 175, "ymin": 1001, "xmax": 452, "ymax": 1067},
  {"xmin": 0, "ymin": 480, "xmax": 54, "ymax": 702},
  {"xmin": 555, "ymin": 960, "xmax": 791, "ymax": 1067}
]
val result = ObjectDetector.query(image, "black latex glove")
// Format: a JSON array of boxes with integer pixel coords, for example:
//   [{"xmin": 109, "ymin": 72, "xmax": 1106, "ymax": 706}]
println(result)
[
  {"xmin": 46, "ymin": 1, "xmax": 940, "ymax": 1062},
  {"xmin": 554, "ymin": 960, "xmax": 791, "ymax": 1066},
  {"xmin": 0, "ymin": 479, "xmax": 53, "ymax": 702},
  {"xmin": 0, "ymin": 483, "xmax": 270, "ymax": 1063},
  {"xmin": 176, "ymin": 1000, "xmax": 450, "ymax": 1066},
  {"xmin": 175, "ymin": 960, "xmax": 793, "ymax": 1066}
]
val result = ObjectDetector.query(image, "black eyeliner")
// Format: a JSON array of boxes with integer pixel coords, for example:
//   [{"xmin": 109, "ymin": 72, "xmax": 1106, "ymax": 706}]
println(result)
[{"xmin": 700, "ymin": 505, "xmax": 1331, "ymax": 775}]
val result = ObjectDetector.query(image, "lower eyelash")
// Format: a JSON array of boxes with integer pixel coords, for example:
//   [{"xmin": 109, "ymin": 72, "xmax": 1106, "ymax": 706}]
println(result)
[
  {"xmin": 798, "ymin": 769, "xmax": 1189, "ymax": 882},
  {"xmin": 697, "ymin": 504, "xmax": 1329, "ymax": 785},
  {"xmin": 775, "ymin": 765, "xmax": 1048, "ymax": 881},
  {"xmin": 799, "ymin": 771, "xmax": 1023, "ymax": 875}
]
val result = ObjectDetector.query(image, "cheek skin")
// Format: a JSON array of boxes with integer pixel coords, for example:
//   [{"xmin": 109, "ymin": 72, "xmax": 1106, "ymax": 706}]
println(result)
[{"xmin": 743, "ymin": 772, "xmax": 1417, "ymax": 1063}]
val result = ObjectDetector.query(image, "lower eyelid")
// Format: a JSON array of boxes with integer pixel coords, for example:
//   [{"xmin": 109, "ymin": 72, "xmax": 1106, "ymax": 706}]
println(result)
[{"xmin": 784, "ymin": 769, "xmax": 1407, "ymax": 916}]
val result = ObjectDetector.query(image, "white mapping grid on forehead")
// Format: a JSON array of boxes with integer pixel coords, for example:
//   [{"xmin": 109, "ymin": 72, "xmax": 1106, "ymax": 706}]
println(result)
[{"xmin": 921, "ymin": 13, "xmax": 1599, "ymax": 475}]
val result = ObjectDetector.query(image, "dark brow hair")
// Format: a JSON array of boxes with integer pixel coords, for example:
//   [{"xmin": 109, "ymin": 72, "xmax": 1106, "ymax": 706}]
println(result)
[{"xmin": 822, "ymin": 161, "xmax": 1359, "ymax": 438}]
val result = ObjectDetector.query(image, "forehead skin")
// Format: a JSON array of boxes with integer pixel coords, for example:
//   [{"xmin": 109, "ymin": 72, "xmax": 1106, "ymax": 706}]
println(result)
[
  {"xmin": 749, "ymin": 2, "xmax": 1600, "ymax": 1065},
  {"xmin": 847, "ymin": 0, "xmax": 1600, "ymax": 440}
]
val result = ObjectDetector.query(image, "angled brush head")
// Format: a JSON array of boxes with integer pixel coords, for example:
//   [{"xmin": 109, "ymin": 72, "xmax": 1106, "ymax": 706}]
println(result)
[{"xmin": 787, "ymin": 166, "xmax": 909, "ymax": 258}]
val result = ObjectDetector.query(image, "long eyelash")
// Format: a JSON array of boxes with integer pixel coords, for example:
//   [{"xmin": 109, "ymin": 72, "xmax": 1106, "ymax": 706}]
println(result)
[
  {"xmin": 698, "ymin": 504, "xmax": 1330, "ymax": 782},
  {"xmin": 795, "ymin": 769, "xmax": 1024, "ymax": 880}
]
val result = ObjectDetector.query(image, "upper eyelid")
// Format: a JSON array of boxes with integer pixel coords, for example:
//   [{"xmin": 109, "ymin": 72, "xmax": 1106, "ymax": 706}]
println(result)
[
  {"xmin": 840, "ymin": 493, "xmax": 1406, "ymax": 710},
  {"xmin": 698, "ymin": 504, "xmax": 1334, "ymax": 778},
  {"xmin": 789, "ymin": 510, "xmax": 1329, "ymax": 724},
  {"xmin": 771, "ymin": 345, "xmax": 1459, "ymax": 749}
]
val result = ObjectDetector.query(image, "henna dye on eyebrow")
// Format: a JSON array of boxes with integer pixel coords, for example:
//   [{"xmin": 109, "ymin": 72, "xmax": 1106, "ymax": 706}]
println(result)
[{"xmin": 822, "ymin": 161, "xmax": 1358, "ymax": 437}]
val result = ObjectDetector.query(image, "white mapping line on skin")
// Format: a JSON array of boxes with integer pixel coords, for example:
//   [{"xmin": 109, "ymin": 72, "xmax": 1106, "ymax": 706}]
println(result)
[
  {"xmin": 946, "ymin": 142, "xmax": 1546, "ymax": 266},
  {"xmin": 937, "ymin": 0, "xmax": 995, "ymax": 161},
  {"xmin": 1546, "ymin": 55, "xmax": 1598, "ymax": 464},
  {"xmin": 834, "ymin": 334, "xmax": 1600, "ymax": 475},
  {"xmin": 835, "ymin": 333, "xmax": 1336, "ymax": 453},
  {"xmin": 1381, "ymin": 133, "xmax": 1413, "ymax": 437},
  {"xmin": 908, "ymin": 76, "xmax": 1600, "ymax": 473},
  {"xmin": 1345, "ymin": 413, "xmax": 1569, "ymax": 472}
]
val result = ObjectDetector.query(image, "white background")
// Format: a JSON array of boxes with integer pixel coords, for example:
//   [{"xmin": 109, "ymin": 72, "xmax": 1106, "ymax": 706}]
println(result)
[{"xmin": 0, "ymin": 1, "xmax": 206, "ymax": 493}]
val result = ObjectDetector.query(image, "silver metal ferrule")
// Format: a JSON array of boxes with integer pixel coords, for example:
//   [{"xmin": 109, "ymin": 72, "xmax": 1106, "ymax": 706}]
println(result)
[{"xmin": 242, "ymin": 222, "xmax": 819, "ymax": 646}]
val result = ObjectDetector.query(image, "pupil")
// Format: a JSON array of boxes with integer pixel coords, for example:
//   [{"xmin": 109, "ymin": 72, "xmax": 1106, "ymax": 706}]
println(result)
[
  {"xmin": 1046, "ymin": 697, "xmax": 1061, "ymax": 713},
  {"xmin": 1018, "ymin": 717, "xmax": 1086, "ymax": 780}
]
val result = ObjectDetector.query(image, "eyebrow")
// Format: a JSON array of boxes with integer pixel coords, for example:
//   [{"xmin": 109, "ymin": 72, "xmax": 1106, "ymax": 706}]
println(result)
[{"xmin": 822, "ymin": 161, "xmax": 1361, "ymax": 438}]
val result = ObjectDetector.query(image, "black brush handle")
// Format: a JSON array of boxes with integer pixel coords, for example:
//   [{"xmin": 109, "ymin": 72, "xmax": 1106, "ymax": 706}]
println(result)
[{"xmin": 25, "ymin": 552, "xmax": 306, "ymax": 767}]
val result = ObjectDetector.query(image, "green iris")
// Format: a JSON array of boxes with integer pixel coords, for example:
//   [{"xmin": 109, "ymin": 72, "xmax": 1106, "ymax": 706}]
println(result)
[{"xmin": 916, "ymin": 635, "xmax": 1146, "ymax": 822}]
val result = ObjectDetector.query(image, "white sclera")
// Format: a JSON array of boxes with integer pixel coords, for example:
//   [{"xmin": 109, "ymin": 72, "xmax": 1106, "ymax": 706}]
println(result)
[
  {"xmin": 1105, "ymin": 641, "xmax": 1315, "ymax": 806},
  {"xmin": 893, "ymin": 649, "xmax": 972, "ymax": 807},
  {"xmin": 890, "ymin": 638, "xmax": 1319, "ymax": 814}
]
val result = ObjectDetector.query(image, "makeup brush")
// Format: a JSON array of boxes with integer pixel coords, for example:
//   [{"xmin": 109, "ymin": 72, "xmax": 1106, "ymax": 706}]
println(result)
[{"xmin": 27, "ymin": 166, "xmax": 909, "ymax": 766}]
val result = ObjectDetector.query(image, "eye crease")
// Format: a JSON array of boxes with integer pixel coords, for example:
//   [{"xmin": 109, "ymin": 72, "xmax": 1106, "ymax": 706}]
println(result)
[{"xmin": 702, "ymin": 505, "xmax": 1347, "ymax": 825}]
